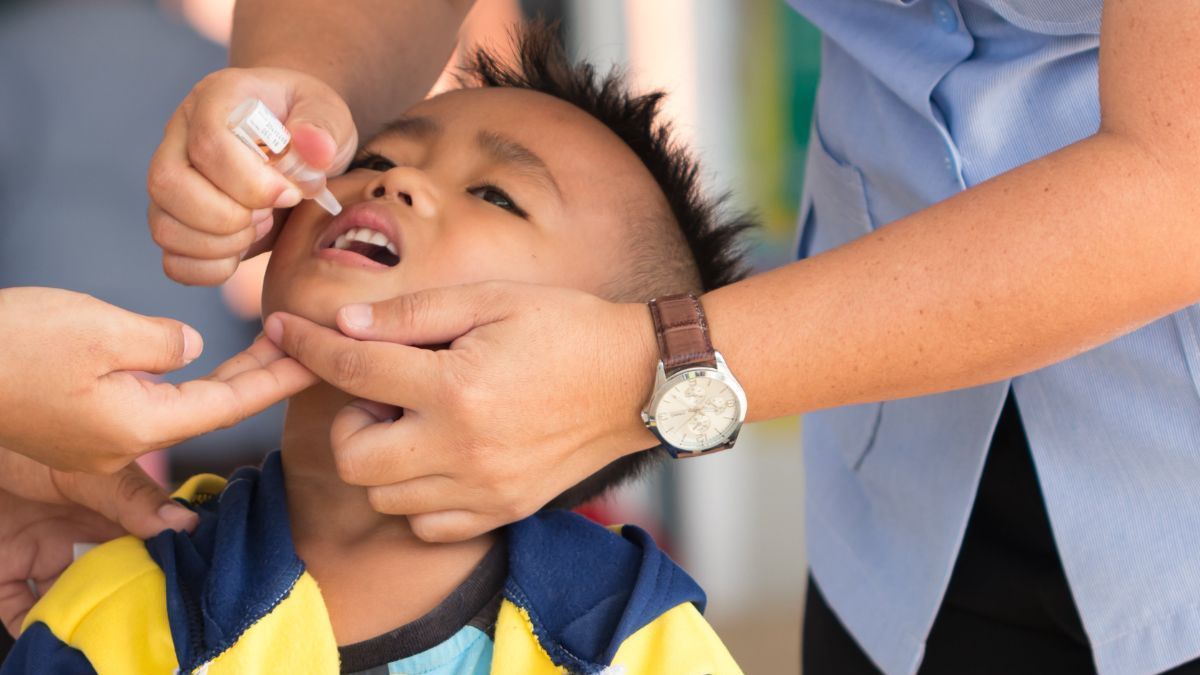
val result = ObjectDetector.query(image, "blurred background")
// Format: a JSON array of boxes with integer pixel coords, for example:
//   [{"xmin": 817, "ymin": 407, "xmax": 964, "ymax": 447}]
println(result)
[{"xmin": 0, "ymin": 0, "xmax": 820, "ymax": 671}]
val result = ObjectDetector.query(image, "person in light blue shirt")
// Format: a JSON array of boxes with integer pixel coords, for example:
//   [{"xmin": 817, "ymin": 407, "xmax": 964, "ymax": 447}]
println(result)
[
  {"xmin": 10, "ymin": 1, "xmax": 1198, "ymax": 674},
  {"xmin": 786, "ymin": 3, "xmax": 1200, "ymax": 674}
]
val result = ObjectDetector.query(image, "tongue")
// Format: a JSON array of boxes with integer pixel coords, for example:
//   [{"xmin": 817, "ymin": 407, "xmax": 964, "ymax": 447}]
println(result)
[{"xmin": 343, "ymin": 241, "xmax": 399, "ymax": 267}]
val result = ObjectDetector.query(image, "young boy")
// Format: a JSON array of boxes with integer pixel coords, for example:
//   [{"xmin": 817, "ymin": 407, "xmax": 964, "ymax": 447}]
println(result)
[{"xmin": 2, "ymin": 24, "xmax": 753, "ymax": 675}]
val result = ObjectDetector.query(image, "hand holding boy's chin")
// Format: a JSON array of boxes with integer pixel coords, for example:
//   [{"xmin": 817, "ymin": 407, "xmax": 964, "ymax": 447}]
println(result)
[
  {"xmin": 260, "ymin": 274, "xmax": 406, "ymax": 335},
  {"xmin": 262, "ymin": 281, "xmax": 663, "ymax": 543}
]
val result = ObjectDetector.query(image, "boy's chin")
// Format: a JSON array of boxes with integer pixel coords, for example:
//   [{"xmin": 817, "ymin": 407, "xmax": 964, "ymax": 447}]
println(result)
[
  {"xmin": 261, "ymin": 282, "xmax": 402, "ymax": 332},
  {"xmin": 260, "ymin": 292, "xmax": 344, "ymax": 332}
]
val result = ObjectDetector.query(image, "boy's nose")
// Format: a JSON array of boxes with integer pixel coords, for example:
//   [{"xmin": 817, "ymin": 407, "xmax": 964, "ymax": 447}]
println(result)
[
  {"xmin": 363, "ymin": 168, "xmax": 438, "ymax": 219},
  {"xmin": 371, "ymin": 185, "xmax": 411, "ymax": 205}
]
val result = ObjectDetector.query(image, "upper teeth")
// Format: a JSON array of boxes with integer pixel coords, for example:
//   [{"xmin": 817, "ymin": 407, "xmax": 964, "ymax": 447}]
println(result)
[{"xmin": 332, "ymin": 227, "xmax": 397, "ymax": 255}]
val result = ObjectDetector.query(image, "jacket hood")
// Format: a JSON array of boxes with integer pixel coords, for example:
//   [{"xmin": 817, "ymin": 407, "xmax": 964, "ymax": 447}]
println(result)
[{"xmin": 505, "ymin": 509, "xmax": 706, "ymax": 672}]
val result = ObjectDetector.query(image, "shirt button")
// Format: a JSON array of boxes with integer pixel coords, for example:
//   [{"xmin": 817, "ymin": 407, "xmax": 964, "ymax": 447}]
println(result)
[{"xmin": 933, "ymin": 0, "xmax": 958, "ymax": 32}]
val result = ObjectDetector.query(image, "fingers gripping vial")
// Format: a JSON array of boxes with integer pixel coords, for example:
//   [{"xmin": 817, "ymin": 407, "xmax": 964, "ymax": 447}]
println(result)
[{"xmin": 227, "ymin": 99, "xmax": 342, "ymax": 215}]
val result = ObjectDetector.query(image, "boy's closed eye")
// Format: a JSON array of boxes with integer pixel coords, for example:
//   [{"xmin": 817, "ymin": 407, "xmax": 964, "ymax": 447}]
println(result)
[
  {"xmin": 346, "ymin": 151, "xmax": 528, "ymax": 217},
  {"xmin": 347, "ymin": 151, "xmax": 397, "ymax": 173},
  {"xmin": 467, "ymin": 185, "xmax": 526, "ymax": 217}
]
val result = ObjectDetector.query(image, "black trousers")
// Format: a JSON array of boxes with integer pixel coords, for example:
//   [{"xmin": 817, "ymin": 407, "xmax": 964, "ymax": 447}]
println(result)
[
  {"xmin": 803, "ymin": 395, "xmax": 1200, "ymax": 675},
  {"xmin": 804, "ymin": 579, "xmax": 1200, "ymax": 675}
]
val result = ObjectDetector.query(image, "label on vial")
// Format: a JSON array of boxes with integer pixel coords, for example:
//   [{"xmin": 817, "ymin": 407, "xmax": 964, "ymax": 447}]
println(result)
[{"xmin": 230, "ymin": 100, "xmax": 290, "ymax": 159}]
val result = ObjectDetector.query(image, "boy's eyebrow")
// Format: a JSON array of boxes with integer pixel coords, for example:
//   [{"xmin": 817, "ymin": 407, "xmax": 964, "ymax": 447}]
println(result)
[
  {"xmin": 376, "ymin": 118, "xmax": 561, "ymax": 199},
  {"xmin": 476, "ymin": 130, "xmax": 562, "ymax": 199},
  {"xmin": 380, "ymin": 115, "xmax": 441, "ymax": 140}
]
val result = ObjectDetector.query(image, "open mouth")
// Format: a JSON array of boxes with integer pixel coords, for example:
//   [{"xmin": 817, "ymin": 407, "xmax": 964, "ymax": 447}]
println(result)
[
  {"xmin": 327, "ymin": 227, "xmax": 400, "ymax": 267},
  {"xmin": 316, "ymin": 202, "xmax": 404, "ymax": 269}
]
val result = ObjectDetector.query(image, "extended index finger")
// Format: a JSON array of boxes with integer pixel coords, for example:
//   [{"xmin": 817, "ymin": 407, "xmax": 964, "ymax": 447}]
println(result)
[
  {"xmin": 265, "ymin": 312, "xmax": 444, "ymax": 407},
  {"xmin": 205, "ymin": 334, "xmax": 302, "ymax": 382},
  {"xmin": 108, "ymin": 338, "xmax": 319, "ymax": 448}
]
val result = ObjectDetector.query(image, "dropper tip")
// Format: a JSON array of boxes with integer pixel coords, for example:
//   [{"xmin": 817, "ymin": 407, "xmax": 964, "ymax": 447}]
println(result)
[{"xmin": 314, "ymin": 188, "xmax": 342, "ymax": 216}]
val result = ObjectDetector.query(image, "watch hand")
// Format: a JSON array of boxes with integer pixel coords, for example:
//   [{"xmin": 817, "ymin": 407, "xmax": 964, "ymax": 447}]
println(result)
[{"xmin": 665, "ymin": 413, "xmax": 696, "ymax": 436}]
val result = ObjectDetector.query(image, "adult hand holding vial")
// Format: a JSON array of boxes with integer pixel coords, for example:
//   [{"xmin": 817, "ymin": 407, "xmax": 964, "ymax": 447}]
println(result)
[
  {"xmin": 227, "ymin": 98, "xmax": 342, "ymax": 216},
  {"xmin": 147, "ymin": 67, "xmax": 358, "ymax": 286}
]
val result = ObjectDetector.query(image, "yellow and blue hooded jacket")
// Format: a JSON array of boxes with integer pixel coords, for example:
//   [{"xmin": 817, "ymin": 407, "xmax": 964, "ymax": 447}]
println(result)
[{"xmin": 2, "ymin": 452, "xmax": 740, "ymax": 674}]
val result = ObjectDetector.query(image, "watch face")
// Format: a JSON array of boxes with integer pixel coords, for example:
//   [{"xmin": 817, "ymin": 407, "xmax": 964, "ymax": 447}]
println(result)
[{"xmin": 652, "ymin": 371, "xmax": 743, "ymax": 451}]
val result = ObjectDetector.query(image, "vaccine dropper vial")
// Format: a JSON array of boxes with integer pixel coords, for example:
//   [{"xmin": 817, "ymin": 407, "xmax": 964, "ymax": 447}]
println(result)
[{"xmin": 227, "ymin": 99, "xmax": 342, "ymax": 216}]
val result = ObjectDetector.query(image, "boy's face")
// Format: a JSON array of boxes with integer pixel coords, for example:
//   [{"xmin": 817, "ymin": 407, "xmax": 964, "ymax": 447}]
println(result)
[{"xmin": 263, "ymin": 87, "xmax": 668, "ymax": 327}]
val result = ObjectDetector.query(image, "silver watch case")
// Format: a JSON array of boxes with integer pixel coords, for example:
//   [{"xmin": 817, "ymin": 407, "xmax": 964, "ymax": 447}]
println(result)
[{"xmin": 641, "ymin": 351, "xmax": 748, "ymax": 457}]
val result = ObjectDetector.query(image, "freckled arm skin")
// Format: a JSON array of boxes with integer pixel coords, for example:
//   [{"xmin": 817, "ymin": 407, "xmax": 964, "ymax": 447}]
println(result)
[{"xmin": 700, "ymin": 0, "xmax": 1200, "ymax": 421}]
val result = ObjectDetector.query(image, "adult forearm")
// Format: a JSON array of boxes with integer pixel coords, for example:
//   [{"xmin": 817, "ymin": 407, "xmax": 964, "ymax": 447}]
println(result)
[
  {"xmin": 229, "ymin": 0, "xmax": 473, "ymax": 137},
  {"xmin": 705, "ymin": 131, "xmax": 1200, "ymax": 421}
]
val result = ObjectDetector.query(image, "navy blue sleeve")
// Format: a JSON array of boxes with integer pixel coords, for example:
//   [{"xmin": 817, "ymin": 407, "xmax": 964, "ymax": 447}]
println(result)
[{"xmin": 0, "ymin": 623, "xmax": 96, "ymax": 675}]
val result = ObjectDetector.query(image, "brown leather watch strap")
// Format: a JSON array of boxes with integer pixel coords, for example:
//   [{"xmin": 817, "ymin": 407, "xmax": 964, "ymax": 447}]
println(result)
[{"xmin": 648, "ymin": 294, "xmax": 717, "ymax": 372}]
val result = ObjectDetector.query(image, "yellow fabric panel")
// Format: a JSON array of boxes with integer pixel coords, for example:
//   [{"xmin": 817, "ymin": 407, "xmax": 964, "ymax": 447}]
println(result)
[
  {"xmin": 490, "ymin": 600, "xmax": 566, "ymax": 675},
  {"xmin": 22, "ymin": 535, "xmax": 178, "ymax": 674},
  {"xmin": 171, "ymin": 473, "xmax": 227, "ymax": 505},
  {"xmin": 611, "ymin": 602, "xmax": 744, "ymax": 675},
  {"xmin": 201, "ymin": 571, "xmax": 340, "ymax": 675}
]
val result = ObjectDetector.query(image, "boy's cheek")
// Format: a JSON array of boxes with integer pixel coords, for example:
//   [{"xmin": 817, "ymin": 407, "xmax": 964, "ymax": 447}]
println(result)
[
  {"xmin": 258, "ymin": 212, "xmax": 332, "ymax": 320},
  {"xmin": 259, "ymin": 274, "xmax": 346, "ymax": 330},
  {"xmin": 272, "ymin": 210, "xmax": 321, "ymax": 257},
  {"xmin": 424, "ymin": 237, "xmax": 564, "ymax": 288}
]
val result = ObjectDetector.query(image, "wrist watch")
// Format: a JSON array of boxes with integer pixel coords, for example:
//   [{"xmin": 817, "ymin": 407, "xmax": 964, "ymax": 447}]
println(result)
[{"xmin": 641, "ymin": 293, "xmax": 747, "ymax": 458}]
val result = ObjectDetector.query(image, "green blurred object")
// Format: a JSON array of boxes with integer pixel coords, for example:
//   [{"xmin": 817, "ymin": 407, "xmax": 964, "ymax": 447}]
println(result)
[{"xmin": 741, "ymin": 1, "xmax": 821, "ymax": 269}]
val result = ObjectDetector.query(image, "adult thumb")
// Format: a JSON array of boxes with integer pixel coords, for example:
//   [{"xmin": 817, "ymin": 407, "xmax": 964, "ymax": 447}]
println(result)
[
  {"xmin": 104, "ymin": 309, "xmax": 204, "ymax": 375},
  {"xmin": 54, "ymin": 464, "xmax": 198, "ymax": 539},
  {"xmin": 286, "ymin": 92, "xmax": 357, "ymax": 175},
  {"xmin": 335, "ymin": 282, "xmax": 514, "ymax": 346}
]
